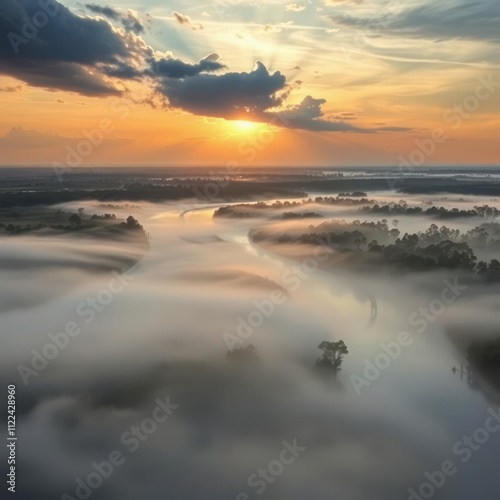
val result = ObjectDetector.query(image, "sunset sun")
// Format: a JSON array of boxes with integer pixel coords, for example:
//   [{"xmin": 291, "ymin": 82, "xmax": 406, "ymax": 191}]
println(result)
[{"xmin": 233, "ymin": 120, "xmax": 258, "ymax": 132}]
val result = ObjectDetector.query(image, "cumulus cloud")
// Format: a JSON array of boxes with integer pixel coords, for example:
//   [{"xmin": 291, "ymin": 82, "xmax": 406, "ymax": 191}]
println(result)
[
  {"xmin": 159, "ymin": 69, "xmax": 411, "ymax": 133},
  {"xmin": 150, "ymin": 53, "xmax": 226, "ymax": 79},
  {"xmin": 263, "ymin": 96, "xmax": 369, "ymax": 132},
  {"xmin": 85, "ymin": 4, "xmax": 145, "ymax": 34},
  {"xmin": 0, "ymin": 0, "xmax": 151, "ymax": 95},
  {"xmin": 158, "ymin": 61, "xmax": 287, "ymax": 120},
  {"xmin": 84, "ymin": 3, "xmax": 120, "ymax": 20}
]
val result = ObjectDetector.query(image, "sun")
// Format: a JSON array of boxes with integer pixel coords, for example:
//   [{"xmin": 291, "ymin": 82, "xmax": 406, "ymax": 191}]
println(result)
[{"xmin": 233, "ymin": 120, "xmax": 258, "ymax": 132}]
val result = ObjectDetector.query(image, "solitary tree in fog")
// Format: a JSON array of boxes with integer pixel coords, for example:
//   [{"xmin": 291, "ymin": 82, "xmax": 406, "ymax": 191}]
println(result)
[
  {"xmin": 226, "ymin": 345, "xmax": 260, "ymax": 363},
  {"xmin": 68, "ymin": 214, "xmax": 81, "ymax": 228},
  {"xmin": 315, "ymin": 340, "xmax": 349, "ymax": 374}
]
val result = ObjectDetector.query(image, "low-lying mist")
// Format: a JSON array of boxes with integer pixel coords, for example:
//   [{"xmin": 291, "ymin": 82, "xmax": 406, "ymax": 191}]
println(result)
[{"xmin": 2, "ymin": 198, "xmax": 500, "ymax": 500}]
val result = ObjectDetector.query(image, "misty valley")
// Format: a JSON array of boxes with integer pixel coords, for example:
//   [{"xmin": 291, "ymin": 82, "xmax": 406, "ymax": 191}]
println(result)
[{"xmin": 0, "ymin": 167, "xmax": 499, "ymax": 500}]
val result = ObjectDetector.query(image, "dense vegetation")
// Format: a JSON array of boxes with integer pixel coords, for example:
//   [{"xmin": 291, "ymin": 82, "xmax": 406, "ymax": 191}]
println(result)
[
  {"xmin": 252, "ymin": 219, "xmax": 500, "ymax": 277},
  {"xmin": 360, "ymin": 202, "xmax": 499, "ymax": 219},
  {"xmin": 338, "ymin": 192, "xmax": 368, "ymax": 197},
  {"xmin": 0, "ymin": 183, "xmax": 307, "ymax": 208},
  {"xmin": 213, "ymin": 196, "xmax": 376, "ymax": 218},
  {"xmin": 281, "ymin": 212, "xmax": 323, "ymax": 220},
  {"xmin": 0, "ymin": 209, "xmax": 148, "ymax": 245}
]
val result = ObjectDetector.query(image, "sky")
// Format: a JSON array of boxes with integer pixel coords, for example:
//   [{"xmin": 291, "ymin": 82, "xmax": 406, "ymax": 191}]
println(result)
[{"xmin": 0, "ymin": 0, "xmax": 499, "ymax": 167}]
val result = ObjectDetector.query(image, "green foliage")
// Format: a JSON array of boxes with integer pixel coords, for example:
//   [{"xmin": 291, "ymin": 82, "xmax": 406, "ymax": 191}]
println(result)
[{"xmin": 315, "ymin": 340, "xmax": 349, "ymax": 374}]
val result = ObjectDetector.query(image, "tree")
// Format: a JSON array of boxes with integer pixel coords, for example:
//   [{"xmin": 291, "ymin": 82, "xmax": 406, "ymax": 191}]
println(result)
[
  {"xmin": 68, "ymin": 214, "xmax": 81, "ymax": 228},
  {"xmin": 226, "ymin": 345, "xmax": 260, "ymax": 363},
  {"xmin": 315, "ymin": 340, "xmax": 349, "ymax": 374},
  {"xmin": 368, "ymin": 240, "xmax": 382, "ymax": 252},
  {"xmin": 488, "ymin": 259, "xmax": 500, "ymax": 277},
  {"xmin": 123, "ymin": 215, "xmax": 143, "ymax": 230},
  {"xmin": 476, "ymin": 261, "xmax": 488, "ymax": 274}
]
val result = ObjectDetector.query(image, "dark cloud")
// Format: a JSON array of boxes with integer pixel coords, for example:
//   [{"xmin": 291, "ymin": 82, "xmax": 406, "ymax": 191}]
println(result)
[
  {"xmin": 159, "ymin": 61, "xmax": 287, "ymax": 120},
  {"xmin": 84, "ymin": 3, "xmax": 120, "ymax": 20},
  {"xmin": 333, "ymin": 0, "xmax": 500, "ymax": 42},
  {"xmin": 262, "ymin": 96, "xmax": 368, "ymax": 132},
  {"xmin": 85, "ymin": 4, "xmax": 145, "ymax": 34},
  {"xmin": 269, "ymin": 97, "xmax": 410, "ymax": 133},
  {"xmin": 101, "ymin": 53, "xmax": 226, "ymax": 81},
  {"xmin": 0, "ymin": 0, "xmax": 150, "ymax": 95},
  {"xmin": 102, "ymin": 62, "xmax": 146, "ymax": 80},
  {"xmin": 150, "ymin": 53, "xmax": 226, "ymax": 79},
  {"xmin": 121, "ymin": 10, "xmax": 144, "ymax": 34}
]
